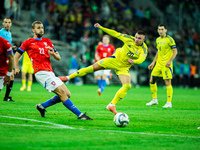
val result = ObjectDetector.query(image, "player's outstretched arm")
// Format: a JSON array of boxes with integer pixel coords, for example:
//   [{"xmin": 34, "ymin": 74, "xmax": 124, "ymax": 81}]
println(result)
[
  {"xmin": 14, "ymin": 52, "xmax": 22, "ymax": 74},
  {"xmin": 94, "ymin": 23, "xmax": 121, "ymax": 39}
]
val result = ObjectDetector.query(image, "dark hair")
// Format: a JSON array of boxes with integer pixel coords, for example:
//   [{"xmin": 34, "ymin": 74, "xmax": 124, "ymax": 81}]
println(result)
[
  {"xmin": 32, "ymin": 21, "xmax": 43, "ymax": 29},
  {"xmin": 3, "ymin": 17, "xmax": 11, "ymax": 20},
  {"xmin": 158, "ymin": 24, "xmax": 167, "ymax": 29},
  {"xmin": 136, "ymin": 30, "xmax": 145, "ymax": 36},
  {"xmin": 3, "ymin": 18, "xmax": 11, "ymax": 22}
]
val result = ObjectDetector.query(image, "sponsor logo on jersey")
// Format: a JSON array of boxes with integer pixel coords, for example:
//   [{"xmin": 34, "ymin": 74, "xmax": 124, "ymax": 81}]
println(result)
[{"xmin": 43, "ymin": 42, "xmax": 48, "ymax": 46}]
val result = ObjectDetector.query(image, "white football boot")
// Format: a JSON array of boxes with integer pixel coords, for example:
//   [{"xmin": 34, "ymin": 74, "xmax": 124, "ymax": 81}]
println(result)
[
  {"xmin": 162, "ymin": 102, "xmax": 172, "ymax": 108},
  {"xmin": 146, "ymin": 99, "xmax": 158, "ymax": 106}
]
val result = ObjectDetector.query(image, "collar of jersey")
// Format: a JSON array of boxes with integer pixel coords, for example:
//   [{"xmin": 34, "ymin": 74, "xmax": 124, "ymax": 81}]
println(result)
[
  {"xmin": 103, "ymin": 44, "xmax": 109, "ymax": 47},
  {"xmin": 1, "ymin": 28, "xmax": 10, "ymax": 32},
  {"xmin": 34, "ymin": 38, "xmax": 42, "ymax": 40}
]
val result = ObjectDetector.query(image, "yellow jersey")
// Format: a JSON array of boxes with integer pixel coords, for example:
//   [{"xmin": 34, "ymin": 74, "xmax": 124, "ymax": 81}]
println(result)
[
  {"xmin": 156, "ymin": 35, "xmax": 176, "ymax": 67},
  {"xmin": 100, "ymin": 26, "xmax": 148, "ymax": 67}
]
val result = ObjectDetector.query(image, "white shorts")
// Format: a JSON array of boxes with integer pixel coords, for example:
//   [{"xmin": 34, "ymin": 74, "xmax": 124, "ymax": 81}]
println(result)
[
  {"xmin": 35, "ymin": 71, "xmax": 63, "ymax": 92},
  {"xmin": 68, "ymin": 69, "xmax": 78, "ymax": 75},
  {"xmin": 0, "ymin": 76, "xmax": 4, "ymax": 90},
  {"xmin": 94, "ymin": 70, "xmax": 111, "ymax": 76}
]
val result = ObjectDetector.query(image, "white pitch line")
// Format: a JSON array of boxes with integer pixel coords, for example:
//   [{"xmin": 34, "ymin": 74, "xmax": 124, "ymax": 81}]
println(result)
[
  {"xmin": 0, "ymin": 123, "xmax": 64, "ymax": 129},
  {"xmin": 0, "ymin": 115, "xmax": 199, "ymax": 139},
  {"xmin": 0, "ymin": 115, "xmax": 75, "ymax": 129}
]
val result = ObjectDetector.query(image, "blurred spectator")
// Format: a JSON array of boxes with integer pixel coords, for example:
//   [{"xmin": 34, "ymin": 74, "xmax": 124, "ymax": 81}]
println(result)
[
  {"xmin": 47, "ymin": 0, "xmax": 57, "ymax": 14},
  {"xmin": 4, "ymin": 0, "xmax": 12, "ymax": 18},
  {"xmin": 43, "ymin": 14, "xmax": 55, "ymax": 34},
  {"xmin": 12, "ymin": 0, "xmax": 20, "ymax": 21},
  {"xmin": 136, "ymin": 6, "xmax": 144, "ymax": 18},
  {"xmin": 55, "ymin": 0, "xmax": 69, "ymax": 13},
  {"xmin": 180, "ymin": 59, "xmax": 190, "ymax": 88},
  {"xmin": 68, "ymin": 53, "xmax": 79, "ymax": 85},
  {"xmin": 190, "ymin": 61, "xmax": 197, "ymax": 88},
  {"xmin": 173, "ymin": 60, "xmax": 181, "ymax": 87},
  {"xmin": 100, "ymin": 1, "xmax": 111, "ymax": 19},
  {"xmin": 80, "ymin": 55, "xmax": 87, "ymax": 84},
  {"xmin": 65, "ymin": 22, "xmax": 75, "ymax": 44}
]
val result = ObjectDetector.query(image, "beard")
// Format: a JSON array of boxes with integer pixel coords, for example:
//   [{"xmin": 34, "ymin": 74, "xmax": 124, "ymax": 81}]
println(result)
[{"xmin": 36, "ymin": 33, "xmax": 43, "ymax": 38}]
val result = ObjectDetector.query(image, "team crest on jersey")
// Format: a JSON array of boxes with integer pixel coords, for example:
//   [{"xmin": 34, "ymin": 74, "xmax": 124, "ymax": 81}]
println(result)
[
  {"xmin": 43, "ymin": 42, "xmax": 48, "ymax": 46},
  {"xmin": 100, "ymin": 60, "xmax": 104, "ymax": 64},
  {"xmin": 136, "ymin": 50, "xmax": 139, "ymax": 54},
  {"xmin": 51, "ymin": 81, "xmax": 56, "ymax": 86},
  {"xmin": 108, "ymin": 48, "xmax": 111, "ymax": 52}
]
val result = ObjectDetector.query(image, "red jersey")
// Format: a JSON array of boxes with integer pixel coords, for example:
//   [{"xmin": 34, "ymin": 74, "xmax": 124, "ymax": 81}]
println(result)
[
  {"xmin": 0, "ymin": 37, "xmax": 13, "ymax": 76},
  {"xmin": 19, "ymin": 38, "xmax": 54, "ymax": 74},
  {"xmin": 96, "ymin": 44, "xmax": 115, "ymax": 59}
]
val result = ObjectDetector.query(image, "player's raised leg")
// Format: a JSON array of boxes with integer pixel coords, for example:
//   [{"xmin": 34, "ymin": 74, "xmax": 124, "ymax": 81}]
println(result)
[{"xmin": 59, "ymin": 63, "xmax": 104, "ymax": 83}]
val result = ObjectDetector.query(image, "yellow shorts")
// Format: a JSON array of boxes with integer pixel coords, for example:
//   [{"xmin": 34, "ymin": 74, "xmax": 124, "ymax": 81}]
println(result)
[
  {"xmin": 21, "ymin": 63, "xmax": 34, "ymax": 74},
  {"xmin": 151, "ymin": 65, "xmax": 173, "ymax": 79},
  {"xmin": 97, "ymin": 56, "xmax": 131, "ymax": 76}
]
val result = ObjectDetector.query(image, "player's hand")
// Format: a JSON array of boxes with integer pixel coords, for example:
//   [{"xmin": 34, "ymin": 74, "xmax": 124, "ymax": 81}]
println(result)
[
  {"xmin": 94, "ymin": 23, "xmax": 101, "ymax": 28},
  {"xmin": 3, "ymin": 76, "xmax": 10, "ymax": 86},
  {"xmin": 165, "ymin": 61, "xmax": 171, "ymax": 67},
  {"xmin": 128, "ymin": 59, "xmax": 134, "ymax": 64},
  {"xmin": 12, "ymin": 46, "xmax": 17, "ymax": 51},
  {"xmin": 47, "ymin": 46, "xmax": 54, "ymax": 55},
  {"xmin": 148, "ymin": 62, "xmax": 155, "ymax": 70},
  {"xmin": 15, "ymin": 68, "xmax": 20, "ymax": 74}
]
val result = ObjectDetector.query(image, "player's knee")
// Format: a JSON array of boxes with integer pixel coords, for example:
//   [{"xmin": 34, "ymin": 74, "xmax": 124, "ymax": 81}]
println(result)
[
  {"xmin": 123, "ymin": 83, "xmax": 131, "ymax": 91},
  {"xmin": 57, "ymin": 88, "xmax": 70, "ymax": 99},
  {"xmin": 67, "ymin": 92, "xmax": 71, "ymax": 98},
  {"xmin": 150, "ymin": 76, "xmax": 157, "ymax": 84}
]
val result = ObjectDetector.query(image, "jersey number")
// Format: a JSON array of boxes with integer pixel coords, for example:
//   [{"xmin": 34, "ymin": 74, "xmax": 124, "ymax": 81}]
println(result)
[
  {"xmin": 127, "ymin": 50, "xmax": 134, "ymax": 57},
  {"xmin": 103, "ymin": 53, "xmax": 107, "ymax": 57},
  {"xmin": 39, "ymin": 48, "xmax": 45, "ymax": 54}
]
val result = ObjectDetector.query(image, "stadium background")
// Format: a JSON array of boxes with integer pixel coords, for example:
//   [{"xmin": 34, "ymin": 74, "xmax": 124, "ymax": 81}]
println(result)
[{"xmin": 0, "ymin": 0, "xmax": 199, "ymax": 87}]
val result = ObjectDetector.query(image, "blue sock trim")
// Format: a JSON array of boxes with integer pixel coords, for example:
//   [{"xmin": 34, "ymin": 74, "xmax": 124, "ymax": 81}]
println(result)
[
  {"xmin": 97, "ymin": 79, "xmax": 102, "ymax": 89},
  {"xmin": 41, "ymin": 95, "xmax": 61, "ymax": 108},
  {"xmin": 63, "ymin": 99, "xmax": 82, "ymax": 116}
]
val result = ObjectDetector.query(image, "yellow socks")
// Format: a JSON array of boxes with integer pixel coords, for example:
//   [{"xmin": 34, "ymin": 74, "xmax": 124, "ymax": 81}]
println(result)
[
  {"xmin": 28, "ymin": 81, "xmax": 32, "ymax": 87},
  {"xmin": 150, "ymin": 83, "xmax": 157, "ymax": 99},
  {"xmin": 166, "ymin": 85, "xmax": 173, "ymax": 102},
  {"xmin": 22, "ymin": 79, "xmax": 26, "ymax": 87},
  {"xmin": 111, "ymin": 83, "xmax": 131, "ymax": 105},
  {"xmin": 69, "ymin": 66, "xmax": 94, "ymax": 79}
]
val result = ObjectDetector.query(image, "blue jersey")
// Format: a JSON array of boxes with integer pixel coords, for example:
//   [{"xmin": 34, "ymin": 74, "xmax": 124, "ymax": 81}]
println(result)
[{"xmin": 0, "ymin": 28, "xmax": 12, "ymax": 44}]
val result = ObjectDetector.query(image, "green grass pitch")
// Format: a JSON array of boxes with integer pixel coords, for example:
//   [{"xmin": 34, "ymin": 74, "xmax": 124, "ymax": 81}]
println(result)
[{"xmin": 0, "ymin": 82, "xmax": 200, "ymax": 150}]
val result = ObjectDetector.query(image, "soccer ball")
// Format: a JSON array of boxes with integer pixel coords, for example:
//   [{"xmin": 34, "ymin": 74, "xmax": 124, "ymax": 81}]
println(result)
[{"xmin": 113, "ymin": 112, "xmax": 129, "ymax": 127}]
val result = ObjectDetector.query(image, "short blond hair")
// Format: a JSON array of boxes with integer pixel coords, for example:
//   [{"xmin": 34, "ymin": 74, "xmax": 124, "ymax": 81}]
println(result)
[{"xmin": 32, "ymin": 21, "xmax": 43, "ymax": 29}]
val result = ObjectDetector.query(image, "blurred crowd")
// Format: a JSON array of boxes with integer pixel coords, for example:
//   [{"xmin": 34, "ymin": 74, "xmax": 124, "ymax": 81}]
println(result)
[{"xmin": 0, "ymin": 0, "xmax": 199, "ymax": 87}]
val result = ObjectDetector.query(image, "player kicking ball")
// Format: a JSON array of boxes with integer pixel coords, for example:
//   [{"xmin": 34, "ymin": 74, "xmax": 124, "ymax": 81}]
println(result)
[
  {"xmin": 59, "ymin": 23, "xmax": 148, "ymax": 115},
  {"xmin": 14, "ymin": 21, "xmax": 92, "ymax": 120}
]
